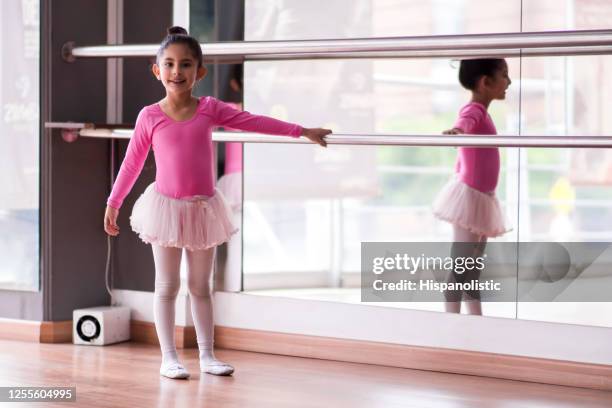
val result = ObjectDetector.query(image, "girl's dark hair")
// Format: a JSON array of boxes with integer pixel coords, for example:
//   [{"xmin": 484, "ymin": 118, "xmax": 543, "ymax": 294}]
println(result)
[
  {"xmin": 157, "ymin": 26, "xmax": 203, "ymax": 67},
  {"xmin": 458, "ymin": 59, "xmax": 505, "ymax": 90}
]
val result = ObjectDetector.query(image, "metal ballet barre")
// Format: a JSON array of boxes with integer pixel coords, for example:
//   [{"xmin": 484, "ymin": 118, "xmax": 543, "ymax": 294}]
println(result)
[
  {"xmin": 43, "ymin": 122, "xmax": 612, "ymax": 148},
  {"xmin": 53, "ymin": 29, "xmax": 612, "ymax": 146},
  {"xmin": 62, "ymin": 29, "xmax": 612, "ymax": 62}
]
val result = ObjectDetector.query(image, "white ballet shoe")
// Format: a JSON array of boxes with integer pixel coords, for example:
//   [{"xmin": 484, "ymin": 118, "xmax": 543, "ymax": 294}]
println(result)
[
  {"xmin": 201, "ymin": 361, "xmax": 234, "ymax": 376},
  {"xmin": 160, "ymin": 363, "xmax": 190, "ymax": 379}
]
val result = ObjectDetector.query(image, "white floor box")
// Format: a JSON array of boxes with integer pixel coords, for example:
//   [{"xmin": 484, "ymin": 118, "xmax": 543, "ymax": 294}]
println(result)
[{"xmin": 73, "ymin": 306, "xmax": 131, "ymax": 346}]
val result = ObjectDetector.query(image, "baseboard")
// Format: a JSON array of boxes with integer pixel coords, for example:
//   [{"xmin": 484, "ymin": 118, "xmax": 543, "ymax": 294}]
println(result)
[
  {"xmin": 214, "ymin": 326, "xmax": 612, "ymax": 392},
  {"xmin": 40, "ymin": 320, "xmax": 72, "ymax": 343},
  {"xmin": 0, "ymin": 318, "xmax": 73, "ymax": 343},
  {"xmin": 3, "ymin": 318, "xmax": 610, "ymax": 391},
  {"xmin": 0, "ymin": 318, "xmax": 196, "ymax": 348},
  {"xmin": 130, "ymin": 320, "xmax": 196, "ymax": 348},
  {"xmin": 0, "ymin": 318, "xmax": 41, "ymax": 342}
]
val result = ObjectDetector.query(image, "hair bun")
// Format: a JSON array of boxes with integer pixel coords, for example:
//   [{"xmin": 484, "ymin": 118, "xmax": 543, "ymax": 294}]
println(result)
[{"xmin": 167, "ymin": 26, "xmax": 188, "ymax": 36}]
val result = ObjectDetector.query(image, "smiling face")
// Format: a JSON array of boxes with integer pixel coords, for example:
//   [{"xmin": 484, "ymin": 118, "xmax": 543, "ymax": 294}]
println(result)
[
  {"xmin": 152, "ymin": 43, "xmax": 206, "ymax": 96},
  {"xmin": 486, "ymin": 60, "xmax": 511, "ymax": 100}
]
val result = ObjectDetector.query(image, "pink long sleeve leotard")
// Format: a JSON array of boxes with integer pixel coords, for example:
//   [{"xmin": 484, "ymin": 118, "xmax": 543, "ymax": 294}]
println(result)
[
  {"xmin": 453, "ymin": 102, "xmax": 500, "ymax": 193},
  {"xmin": 107, "ymin": 97, "xmax": 302, "ymax": 209}
]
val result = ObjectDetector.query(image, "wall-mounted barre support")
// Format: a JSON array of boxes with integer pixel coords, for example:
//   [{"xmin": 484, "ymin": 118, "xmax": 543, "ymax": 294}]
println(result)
[
  {"xmin": 44, "ymin": 122, "xmax": 612, "ymax": 148},
  {"xmin": 61, "ymin": 29, "xmax": 612, "ymax": 62}
]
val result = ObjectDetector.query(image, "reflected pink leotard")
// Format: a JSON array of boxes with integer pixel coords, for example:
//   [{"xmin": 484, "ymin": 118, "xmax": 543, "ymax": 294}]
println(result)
[
  {"xmin": 107, "ymin": 97, "xmax": 302, "ymax": 208},
  {"xmin": 453, "ymin": 102, "xmax": 500, "ymax": 193}
]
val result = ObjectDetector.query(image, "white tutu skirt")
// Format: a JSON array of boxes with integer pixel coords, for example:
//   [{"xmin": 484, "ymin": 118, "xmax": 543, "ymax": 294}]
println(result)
[
  {"xmin": 130, "ymin": 183, "xmax": 238, "ymax": 250},
  {"xmin": 432, "ymin": 177, "xmax": 510, "ymax": 238}
]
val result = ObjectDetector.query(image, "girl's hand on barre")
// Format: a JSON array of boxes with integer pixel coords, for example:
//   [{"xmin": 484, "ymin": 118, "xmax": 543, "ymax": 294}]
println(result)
[
  {"xmin": 302, "ymin": 128, "xmax": 332, "ymax": 147},
  {"xmin": 443, "ymin": 127, "xmax": 464, "ymax": 135},
  {"xmin": 104, "ymin": 205, "xmax": 120, "ymax": 236}
]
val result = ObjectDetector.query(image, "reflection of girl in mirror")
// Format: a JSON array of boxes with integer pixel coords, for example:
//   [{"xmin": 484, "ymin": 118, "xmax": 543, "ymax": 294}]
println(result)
[{"xmin": 433, "ymin": 59, "xmax": 512, "ymax": 315}]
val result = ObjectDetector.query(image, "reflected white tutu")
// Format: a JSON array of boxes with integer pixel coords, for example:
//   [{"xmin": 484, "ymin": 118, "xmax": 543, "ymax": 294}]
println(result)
[
  {"xmin": 130, "ymin": 183, "xmax": 238, "ymax": 250},
  {"xmin": 216, "ymin": 172, "xmax": 242, "ymax": 212},
  {"xmin": 432, "ymin": 177, "xmax": 510, "ymax": 238}
]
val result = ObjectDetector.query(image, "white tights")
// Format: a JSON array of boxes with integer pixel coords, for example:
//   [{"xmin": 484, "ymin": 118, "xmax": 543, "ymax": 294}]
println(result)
[
  {"xmin": 445, "ymin": 225, "xmax": 487, "ymax": 315},
  {"xmin": 152, "ymin": 244, "xmax": 223, "ymax": 369}
]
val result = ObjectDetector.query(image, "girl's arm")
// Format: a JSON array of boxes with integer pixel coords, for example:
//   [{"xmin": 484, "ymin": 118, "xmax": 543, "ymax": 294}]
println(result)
[
  {"xmin": 211, "ymin": 98, "xmax": 330, "ymax": 146},
  {"xmin": 104, "ymin": 109, "xmax": 152, "ymax": 236},
  {"xmin": 448, "ymin": 103, "xmax": 486, "ymax": 134}
]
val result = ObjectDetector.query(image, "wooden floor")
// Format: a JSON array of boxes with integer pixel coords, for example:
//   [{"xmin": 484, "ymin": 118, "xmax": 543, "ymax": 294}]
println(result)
[{"xmin": 1, "ymin": 340, "xmax": 611, "ymax": 408}]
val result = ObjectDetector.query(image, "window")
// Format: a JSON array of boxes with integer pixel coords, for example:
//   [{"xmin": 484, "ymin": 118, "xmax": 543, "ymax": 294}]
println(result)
[{"xmin": 0, "ymin": 0, "xmax": 40, "ymax": 291}]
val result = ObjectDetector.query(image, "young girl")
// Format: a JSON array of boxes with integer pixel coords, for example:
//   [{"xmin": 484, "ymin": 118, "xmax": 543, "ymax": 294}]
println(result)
[
  {"xmin": 432, "ymin": 58, "xmax": 511, "ymax": 315},
  {"xmin": 103, "ymin": 26, "xmax": 331, "ymax": 379}
]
